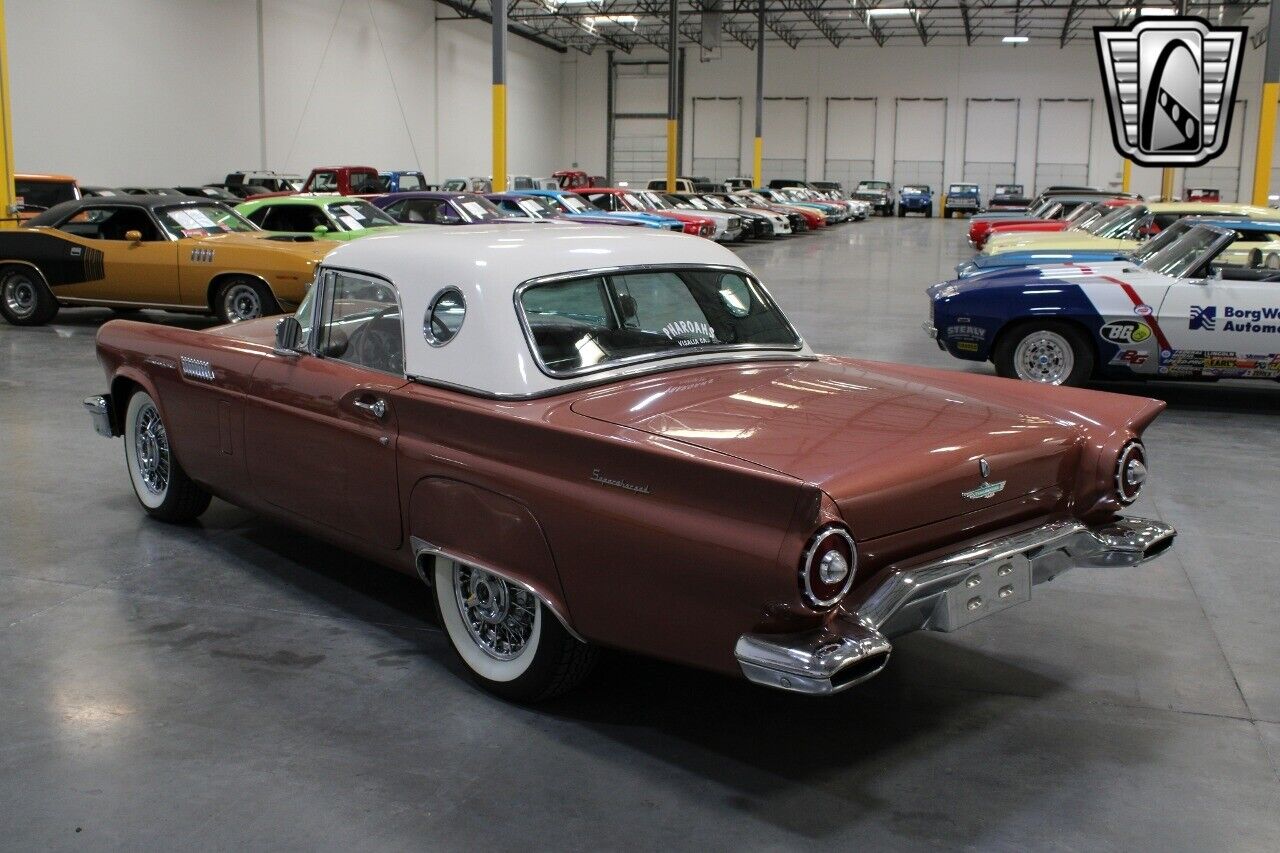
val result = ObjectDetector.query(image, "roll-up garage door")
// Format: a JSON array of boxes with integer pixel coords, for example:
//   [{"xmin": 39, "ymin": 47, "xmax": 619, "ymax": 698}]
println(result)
[
  {"xmin": 1184, "ymin": 101, "xmax": 1246, "ymax": 201},
  {"xmin": 611, "ymin": 62, "xmax": 669, "ymax": 185},
  {"xmin": 893, "ymin": 98, "xmax": 946, "ymax": 197},
  {"xmin": 1034, "ymin": 99, "xmax": 1093, "ymax": 192},
  {"xmin": 763, "ymin": 97, "xmax": 808, "ymax": 181},
  {"xmin": 962, "ymin": 99, "xmax": 1019, "ymax": 199},
  {"xmin": 824, "ymin": 97, "xmax": 876, "ymax": 189},
  {"xmin": 691, "ymin": 97, "xmax": 742, "ymax": 183}
]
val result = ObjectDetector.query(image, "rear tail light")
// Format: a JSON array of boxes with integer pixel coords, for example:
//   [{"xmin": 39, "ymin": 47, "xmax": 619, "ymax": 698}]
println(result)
[
  {"xmin": 1116, "ymin": 441, "xmax": 1147, "ymax": 505},
  {"xmin": 800, "ymin": 526, "xmax": 857, "ymax": 608}
]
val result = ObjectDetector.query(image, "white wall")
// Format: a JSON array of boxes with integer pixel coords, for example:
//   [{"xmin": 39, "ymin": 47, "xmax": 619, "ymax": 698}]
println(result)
[
  {"xmin": 560, "ymin": 40, "xmax": 1273, "ymax": 201},
  {"xmin": 7, "ymin": 0, "xmax": 564, "ymax": 185}
]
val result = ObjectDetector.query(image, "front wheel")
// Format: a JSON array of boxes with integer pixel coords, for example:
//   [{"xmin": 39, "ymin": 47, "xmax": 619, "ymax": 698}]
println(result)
[
  {"xmin": 0, "ymin": 265, "xmax": 59, "ymax": 326},
  {"xmin": 993, "ymin": 321, "xmax": 1094, "ymax": 387},
  {"xmin": 213, "ymin": 277, "xmax": 279, "ymax": 324},
  {"xmin": 123, "ymin": 390, "xmax": 212, "ymax": 521},
  {"xmin": 432, "ymin": 558, "xmax": 597, "ymax": 702},
  {"xmin": 926, "ymin": 207, "xmax": 933, "ymax": 218}
]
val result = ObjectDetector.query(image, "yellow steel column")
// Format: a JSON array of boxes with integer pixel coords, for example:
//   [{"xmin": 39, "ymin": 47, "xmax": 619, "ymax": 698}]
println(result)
[
  {"xmin": 1160, "ymin": 168, "xmax": 1176, "ymax": 201},
  {"xmin": 751, "ymin": 0, "xmax": 764, "ymax": 187},
  {"xmin": 491, "ymin": 0, "xmax": 507, "ymax": 191},
  {"xmin": 0, "ymin": 0, "xmax": 16, "ymax": 230},
  {"xmin": 753, "ymin": 137, "xmax": 763, "ymax": 188},
  {"xmin": 1121, "ymin": 159, "xmax": 1132, "ymax": 194},
  {"xmin": 665, "ymin": 0, "xmax": 678, "ymax": 192},
  {"xmin": 1252, "ymin": 83, "xmax": 1280, "ymax": 206}
]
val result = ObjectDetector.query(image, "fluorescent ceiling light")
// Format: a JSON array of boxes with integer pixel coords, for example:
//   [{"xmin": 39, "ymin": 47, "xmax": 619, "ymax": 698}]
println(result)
[
  {"xmin": 586, "ymin": 14, "xmax": 638, "ymax": 26},
  {"xmin": 1002, "ymin": 35, "xmax": 1029, "ymax": 43},
  {"xmin": 866, "ymin": 8, "xmax": 914, "ymax": 17},
  {"xmin": 1122, "ymin": 7, "xmax": 1177, "ymax": 15}
]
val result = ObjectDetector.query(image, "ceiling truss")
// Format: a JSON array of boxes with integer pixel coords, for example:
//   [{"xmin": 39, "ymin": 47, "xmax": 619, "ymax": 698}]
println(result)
[{"xmin": 437, "ymin": 0, "xmax": 1273, "ymax": 54}]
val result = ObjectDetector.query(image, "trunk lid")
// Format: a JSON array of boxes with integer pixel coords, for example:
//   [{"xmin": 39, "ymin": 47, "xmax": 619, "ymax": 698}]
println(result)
[{"xmin": 570, "ymin": 358, "xmax": 1081, "ymax": 539}]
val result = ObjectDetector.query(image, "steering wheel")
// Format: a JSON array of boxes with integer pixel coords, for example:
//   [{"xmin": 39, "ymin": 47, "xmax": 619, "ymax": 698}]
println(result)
[{"xmin": 347, "ymin": 308, "xmax": 403, "ymax": 374}]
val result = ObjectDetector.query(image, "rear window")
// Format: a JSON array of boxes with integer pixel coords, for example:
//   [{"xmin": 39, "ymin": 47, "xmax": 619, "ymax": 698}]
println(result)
[{"xmin": 518, "ymin": 268, "xmax": 801, "ymax": 377}]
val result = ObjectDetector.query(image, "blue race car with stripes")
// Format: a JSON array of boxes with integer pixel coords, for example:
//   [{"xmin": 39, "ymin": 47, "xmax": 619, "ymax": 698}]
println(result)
[{"xmin": 927, "ymin": 220, "xmax": 1280, "ymax": 386}]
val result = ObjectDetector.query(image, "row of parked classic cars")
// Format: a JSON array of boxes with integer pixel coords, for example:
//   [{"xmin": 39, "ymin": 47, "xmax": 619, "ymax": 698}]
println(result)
[
  {"xmin": 927, "ymin": 184, "xmax": 1280, "ymax": 387},
  {"xmin": 3, "ymin": 165, "xmax": 1181, "ymax": 704},
  {"xmin": 0, "ymin": 168, "xmax": 876, "ymax": 327}
]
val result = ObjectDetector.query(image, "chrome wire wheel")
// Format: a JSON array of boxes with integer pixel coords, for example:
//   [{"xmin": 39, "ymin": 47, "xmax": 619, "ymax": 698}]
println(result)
[
  {"xmin": 222, "ymin": 282, "xmax": 263, "ymax": 322},
  {"xmin": 1013, "ymin": 330, "xmax": 1075, "ymax": 385},
  {"xmin": 2, "ymin": 271, "xmax": 38, "ymax": 320},
  {"xmin": 132, "ymin": 401, "xmax": 171, "ymax": 497},
  {"xmin": 453, "ymin": 564, "xmax": 537, "ymax": 661}
]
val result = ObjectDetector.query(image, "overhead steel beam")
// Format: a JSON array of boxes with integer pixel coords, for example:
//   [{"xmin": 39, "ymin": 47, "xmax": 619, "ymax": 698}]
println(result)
[
  {"xmin": 434, "ymin": 0, "xmax": 568, "ymax": 53},
  {"xmin": 1059, "ymin": 0, "xmax": 1079, "ymax": 48},
  {"xmin": 959, "ymin": 2, "xmax": 974, "ymax": 46}
]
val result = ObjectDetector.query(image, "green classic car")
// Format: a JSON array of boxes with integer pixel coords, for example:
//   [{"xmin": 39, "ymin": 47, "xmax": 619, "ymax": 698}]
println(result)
[{"xmin": 235, "ymin": 195, "xmax": 417, "ymax": 241}]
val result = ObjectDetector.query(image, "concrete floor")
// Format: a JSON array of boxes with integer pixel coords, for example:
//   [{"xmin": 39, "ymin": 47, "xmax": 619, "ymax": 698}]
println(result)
[{"xmin": 2, "ymin": 217, "xmax": 1278, "ymax": 851}]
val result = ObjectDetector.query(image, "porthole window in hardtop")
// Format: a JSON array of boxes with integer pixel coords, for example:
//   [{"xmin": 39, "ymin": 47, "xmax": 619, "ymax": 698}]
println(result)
[
  {"xmin": 424, "ymin": 288, "xmax": 466, "ymax": 346},
  {"xmin": 519, "ymin": 268, "xmax": 800, "ymax": 376}
]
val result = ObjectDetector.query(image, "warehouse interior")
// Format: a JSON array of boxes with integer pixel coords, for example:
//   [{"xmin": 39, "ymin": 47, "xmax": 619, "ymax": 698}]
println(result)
[{"xmin": 2, "ymin": 1, "xmax": 1279, "ymax": 851}]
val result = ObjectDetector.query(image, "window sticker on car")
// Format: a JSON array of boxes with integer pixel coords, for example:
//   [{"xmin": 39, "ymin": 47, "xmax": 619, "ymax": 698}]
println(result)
[
  {"xmin": 341, "ymin": 205, "xmax": 367, "ymax": 221},
  {"xmin": 168, "ymin": 209, "xmax": 199, "ymax": 230},
  {"xmin": 340, "ymin": 215, "xmax": 364, "ymax": 230},
  {"xmin": 517, "ymin": 199, "xmax": 542, "ymax": 215},
  {"xmin": 187, "ymin": 209, "xmax": 217, "ymax": 228},
  {"xmin": 461, "ymin": 201, "xmax": 489, "ymax": 219}
]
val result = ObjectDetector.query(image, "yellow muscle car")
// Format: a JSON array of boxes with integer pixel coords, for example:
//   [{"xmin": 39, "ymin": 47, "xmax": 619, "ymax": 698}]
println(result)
[{"xmin": 0, "ymin": 195, "xmax": 335, "ymax": 326}]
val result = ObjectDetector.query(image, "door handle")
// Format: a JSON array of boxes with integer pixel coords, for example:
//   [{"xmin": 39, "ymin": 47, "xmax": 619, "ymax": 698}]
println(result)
[{"xmin": 353, "ymin": 398, "xmax": 387, "ymax": 419}]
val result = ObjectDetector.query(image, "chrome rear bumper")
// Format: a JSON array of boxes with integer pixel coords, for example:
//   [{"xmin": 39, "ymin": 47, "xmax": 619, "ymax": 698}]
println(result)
[
  {"xmin": 83, "ymin": 394, "xmax": 117, "ymax": 438},
  {"xmin": 735, "ymin": 516, "xmax": 1175, "ymax": 695}
]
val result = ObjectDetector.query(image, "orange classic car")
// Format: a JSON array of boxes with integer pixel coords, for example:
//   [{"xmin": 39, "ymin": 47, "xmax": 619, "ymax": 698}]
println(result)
[{"xmin": 0, "ymin": 195, "xmax": 335, "ymax": 326}]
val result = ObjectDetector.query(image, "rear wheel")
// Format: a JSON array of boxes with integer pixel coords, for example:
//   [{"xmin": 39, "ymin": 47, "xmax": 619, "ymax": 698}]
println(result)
[
  {"xmin": 123, "ymin": 390, "xmax": 212, "ymax": 522},
  {"xmin": 0, "ymin": 265, "xmax": 59, "ymax": 326},
  {"xmin": 431, "ymin": 557, "xmax": 597, "ymax": 702},
  {"xmin": 213, "ymin": 277, "xmax": 279, "ymax": 324},
  {"xmin": 993, "ymin": 321, "xmax": 1094, "ymax": 387}
]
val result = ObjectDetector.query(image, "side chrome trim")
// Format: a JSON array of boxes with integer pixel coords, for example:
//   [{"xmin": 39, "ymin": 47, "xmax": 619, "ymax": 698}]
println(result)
[
  {"xmin": 179, "ymin": 356, "xmax": 215, "ymax": 382},
  {"xmin": 409, "ymin": 536, "xmax": 585, "ymax": 643},
  {"xmin": 735, "ymin": 515, "xmax": 1175, "ymax": 695}
]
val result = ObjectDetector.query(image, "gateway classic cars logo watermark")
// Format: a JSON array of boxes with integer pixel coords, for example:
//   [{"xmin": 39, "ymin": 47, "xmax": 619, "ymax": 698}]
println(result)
[{"xmin": 1095, "ymin": 16, "xmax": 1246, "ymax": 168}]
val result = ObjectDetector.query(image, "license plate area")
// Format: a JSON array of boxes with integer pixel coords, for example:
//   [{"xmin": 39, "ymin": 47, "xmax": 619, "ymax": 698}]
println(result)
[{"xmin": 930, "ymin": 554, "xmax": 1031, "ymax": 632}]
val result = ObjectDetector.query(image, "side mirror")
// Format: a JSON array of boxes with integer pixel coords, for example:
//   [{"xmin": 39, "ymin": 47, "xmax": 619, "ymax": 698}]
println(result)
[
  {"xmin": 313, "ymin": 225, "xmax": 330, "ymax": 234},
  {"xmin": 124, "ymin": 230, "xmax": 143, "ymax": 243},
  {"xmin": 273, "ymin": 316, "xmax": 303, "ymax": 355},
  {"xmin": 1210, "ymin": 265, "xmax": 1224, "ymax": 281}
]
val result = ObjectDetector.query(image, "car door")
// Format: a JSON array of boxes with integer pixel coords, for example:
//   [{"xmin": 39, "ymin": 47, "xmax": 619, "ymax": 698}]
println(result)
[
  {"xmin": 244, "ymin": 269, "xmax": 408, "ymax": 548},
  {"xmin": 52, "ymin": 204, "xmax": 179, "ymax": 305},
  {"xmin": 1157, "ymin": 270, "xmax": 1280, "ymax": 378}
]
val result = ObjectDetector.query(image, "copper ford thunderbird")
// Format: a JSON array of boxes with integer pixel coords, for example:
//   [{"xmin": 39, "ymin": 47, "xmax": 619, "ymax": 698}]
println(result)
[{"xmin": 84, "ymin": 225, "xmax": 1175, "ymax": 701}]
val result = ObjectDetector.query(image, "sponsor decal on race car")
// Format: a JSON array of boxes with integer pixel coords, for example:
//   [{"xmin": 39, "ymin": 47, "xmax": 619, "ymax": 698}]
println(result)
[
  {"xmin": 1189, "ymin": 305, "xmax": 1216, "ymax": 330},
  {"xmin": 946, "ymin": 324, "xmax": 987, "ymax": 339},
  {"xmin": 1189, "ymin": 305, "xmax": 1280, "ymax": 333},
  {"xmin": 1110, "ymin": 349, "xmax": 1149, "ymax": 366},
  {"xmin": 1100, "ymin": 320, "xmax": 1153, "ymax": 344}
]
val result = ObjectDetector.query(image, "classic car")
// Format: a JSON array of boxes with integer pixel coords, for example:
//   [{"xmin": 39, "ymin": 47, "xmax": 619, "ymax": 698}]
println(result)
[
  {"xmin": 733, "ymin": 190, "xmax": 825, "ymax": 229},
  {"xmin": 371, "ymin": 191, "xmax": 513, "ymax": 226},
  {"xmin": 928, "ymin": 220, "xmax": 1280, "ymax": 385},
  {"xmin": 80, "ymin": 186, "xmax": 129, "ymax": 198},
  {"xmin": 709, "ymin": 191, "xmax": 803, "ymax": 233},
  {"xmin": 956, "ymin": 217, "xmax": 1280, "ymax": 279},
  {"xmin": 236, "ymin": 195, "xmax": 415, "ymax": 240},
  {"xmin": 696, "ymin": 192, "xmax": 792, "ymax": 236},
  {"xmin": 988, "ymin": 184, "xmax": 1031, "ymax": 211},
  {"xmin": 970, "ymin": 193, "xmax": 1144, "ymax": 249},
  {"xmin": 981, "ymin": 202, "xmax": 1280, "ymax": 256},
  {"xmin": 792, "ymin": 187, "xmax": 865, "ymax": 220},
  {"xmin": 13, "ymin": 173, "xmax": 81, "ymax": 219},
  {"xmin": 809, "ymin": 180, "xmax": 845, "ymax": 197},
  {"xmin": 759, "ymin": 188, "xmax": 848, "ymax": 223},
  {"xmin": 121, "ymin": 187, "xmax": 186, "ymax": 196},
  {"xmin": 641, "ymin": 191, "xmax": 745, "ymax": 241},
  {"xmin": 511, "ymin": 189, "xmax": 684, "ymax": 231},
  {"xmin": 898, "ymin": 185, "xmax": 934, "ymax": 217},
  {"xmin": 723, "ymin": 177, "xmax": 754, "ymax": 192},
  {"xmin": 852, "ymin": 180, "xmax": 895, "ymax": 216},
  {"xmin": 941, "ymin": 183, "xmax": 981, "ymax": 218},
  {"xmin": 222, "ymin": 171, "xmax": 304, "ymax": 194},
  {"xmin": 441, "ymin": 177, "xmax": 494, "ymax": 193},
  {"xmin": 982, "ymin": 198, "xmax": 1132, "ymax": 242},
  {"xmin": 486, "ymin": 192, "xmax": 643, "ymax": 228},
  {"xmin": 1184, "ymin": 187, "xmax": 1221, "ymax": 202},
  {"xmin": 377, "ymin": 171, "xmax": 432, "ymax": 193},
  {"xmin": 83, "ymin": 224, "xmax": 1175, "ymax": 702},
  {"xmin": 553, "ymin": 170, "xmax": 606, "ymax": 190},
  {"xmin": 576, "ymin": 188, "xmax": 716, "ymax": 237},
  {"xmin": 0, "ymin": 196, "xmax": 334, "ymax": 325}
]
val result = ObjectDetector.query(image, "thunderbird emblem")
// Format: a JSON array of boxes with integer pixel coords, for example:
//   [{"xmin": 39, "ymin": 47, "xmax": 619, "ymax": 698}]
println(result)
[
  {"xmin": 962, "ymin": 478, "xmax": 1007, "ymax": 501},
  {"xmin": 1095, "ymin": 16, "xmax": 1245, "ymax": 168}
]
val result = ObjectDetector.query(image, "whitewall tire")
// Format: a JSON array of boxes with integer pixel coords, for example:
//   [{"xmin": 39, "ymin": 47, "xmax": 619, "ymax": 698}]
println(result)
[
  {"xmin": 431, "ymin": 557, "xmax": 597, "ymax": 701},
  {"xmin": 123, "ymin": 390, "xmax": 211, "ymax": 522}
]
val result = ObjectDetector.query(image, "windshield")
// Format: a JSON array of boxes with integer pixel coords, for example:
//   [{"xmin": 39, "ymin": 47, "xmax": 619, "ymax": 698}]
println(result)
[
  {"xmin": 636, "ymin": 192, "xmax": 670, "ymax": 210},
  {"xmin": 519, "ymin": 268, "xmax": 801, "ymax": 377},
  {"xmin": 1128, "ymin": 220, "xmax": 1196, "ymax": 264},
  {"xmin": 995, "ymin": 185, "xmax": 1022, "ymax": 195},
  {"xmin": 448, "ymin": 195, "xmax": 505, "ymax": 222},
  {"xmin": 857, "ymin": 181, "xmax": 889, "ymax": 191},
  {"xmin": 559, "ymin": 194, "xmax": 590, "ymax": 213},
  {"xmin": 346, "ymin": 172, "xmax": 382, "ymax": 193},
  {"xmin": 701, "ymin": 196, "xmax": 730, "ymax": 210},
  {"xmin": 325, "ymin": 201, "xmax": 399, "ymax": 230},
  {"xmin": 514, "ymin": 197, "xmax": 556, "ymax": 218},
  {"xmin": 949, "ymin": 185, "xmax": 976, "ymax": 194},
  {"xmin": 16, "ymin": 179, "xmax": 77, "ymax": 210},
  {"xmin": 1139, "ymin": 225, "xmax": 1227, "ymax": 277},
  {"xmin": 901, "ymin": 186, "xmax": 929, "ymax": 194},
  {"xmin": 1084, "ymin": 204, "xmax": 1144, "ymax": 237},
  {"xmin": 1027, "ymin": 198, "xmax": 1057, "ymax": 217},
  {"xmin": 157, "ymin": 204, "xmax": 257, "ymax": 237}
]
